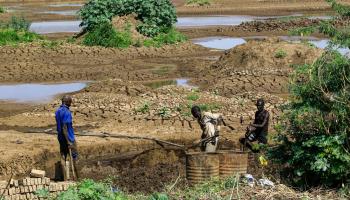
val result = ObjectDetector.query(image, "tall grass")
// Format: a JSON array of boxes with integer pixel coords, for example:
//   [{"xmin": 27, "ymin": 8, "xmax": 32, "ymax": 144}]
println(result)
[
  {"xmin": 0, "ymin": 16, "xmax": 31, "ymax": 31},
  {"xmin": 143, "ymin": 28, "xmax": 187, "ymax": 47},
  {"xmin": 0, "ymin": 29, "xmax": 41, "ymax": 46}
]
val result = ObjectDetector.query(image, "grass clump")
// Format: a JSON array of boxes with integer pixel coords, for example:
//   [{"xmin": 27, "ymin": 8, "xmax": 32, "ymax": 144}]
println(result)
[
  {"xmin": 0, "ymin": 29, "xmax": 41, "ymax": 46},
  {"xmin": 83, "ymin": 22, "xmax": 132, "ymax": 48},
  {"xmin": 274, "ymin": 49, "xmax": 287, "ymax": 58},
  {"xmin": 143, "ymin": 28, "xmax": 187, "ymax": 47},
  {"xmin": 0, "ymin": 16, "xmax": 31, "ymax": 31},
  {"xmin": 56, "ymin": 179, "xmax": 128, "ymax": 200},
  {"xmin": 135, "ymin": 102, "xmax": 150, "ymax": 114},
  {"xmin": 0, "ymin": 6, "xmax": 5, "ymax": 13},
  {"xmin": 186, "ymin": 0, "xmax": 211, "ymax": 6}
]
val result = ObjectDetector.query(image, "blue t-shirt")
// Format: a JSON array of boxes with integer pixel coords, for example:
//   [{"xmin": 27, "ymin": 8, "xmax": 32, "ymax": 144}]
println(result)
[{"xmin": 55, "ymin": 104, "xmax": 75, "ymax": 143}]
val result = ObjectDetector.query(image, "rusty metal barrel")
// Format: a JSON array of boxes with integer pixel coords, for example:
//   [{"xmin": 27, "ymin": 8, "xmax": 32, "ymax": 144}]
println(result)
[
  {"xmin": 186, "ymin": 152, "xmax": 219, "ymax": 185},
  {"xmin": 217, "ymin": 150, "xmax": 248, "ymax": 178}
]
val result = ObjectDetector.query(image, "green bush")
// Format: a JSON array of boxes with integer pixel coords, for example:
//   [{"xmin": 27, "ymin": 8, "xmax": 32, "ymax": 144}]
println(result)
[
  {"xmin": 143, "ymin": 28, "xmax": 187, "ymax": 47},
  {"xmin": 0, "ymin": 6, "xmax": 5, "ymax": 13},
  {"xmin": 186, "ymin": 0, "xmax": 211, "ymax": 6},
  {"xmin": 269, "ymin": 51, "xmax": 350, "ymax": 187},
  {"xmin": 56, "ymin": 179, "xmax": 128, "ymax": 200},
  {"xmin": 0, "ymin": 16, "xmax": 31, "ymax": 31},
  {"xmin": 269, "ymin": 0, "xmax": 350, "ymax": 188},
  {"xmin": 0, "ymin": 29, "xmax": 41, "ymax": 46},
  {"xmin": 274, "ymin": 49, "xmax": 287, "ymax": 58},
  {"xmin": 83, "ymin": 22, "xmax": 132, "ymax": 48},
  {"xmin": 79, "ymin": 0, "xmax": 177, "ymax": 37}
]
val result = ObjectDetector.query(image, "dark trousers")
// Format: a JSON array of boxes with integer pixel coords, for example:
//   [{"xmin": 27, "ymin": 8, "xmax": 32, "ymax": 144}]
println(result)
[{"xmin": 59, "ymin": 139, "xmax": 78, "ymax": 161}]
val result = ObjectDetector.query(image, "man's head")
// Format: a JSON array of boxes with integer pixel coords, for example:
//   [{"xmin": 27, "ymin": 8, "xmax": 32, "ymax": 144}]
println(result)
[
  {"xmin": 62, "ymin": 95, "xmax": 72, "ymax": 107},
  {"xmin": 191, "ymin": 105, "xmax": 201, "ymax": 119},
  {"xmin": 256, "ymin": 98, "xmax": 265, "ymax": 112}
]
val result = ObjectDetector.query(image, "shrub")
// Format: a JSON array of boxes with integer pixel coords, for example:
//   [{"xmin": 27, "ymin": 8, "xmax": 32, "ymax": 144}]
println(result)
[
  {"xmin": 83, "ymin": 22, "xmax": 132, "ymax": 48},
  {"xmin": 143, "ymin": 28, "xmax": 187, "ymax": 47},
  {"xmin": 269, "ymin": 0, "xmax": 350, "ymax": 188},
  {"xmin": 269, "ymin": 50, "xmax": 350, "ymax": 187},
  {"xmin": 79, "ymin": 0, "xmax": 177, "ymax": 37},
  {"xmin": 0, "ymin": 29, "xmax": 41, "ymax": 46},
  {"xmin": 186, "ymin": 0, "xmax": 211, "ymax": 6},
  {"xmin": 274, "ymin": 49, "xmax": 287, "ymax": 58},
  {"xmin": 0, "ymin": 6, "xmax": 5, "ymax": 13},
  {"xmin": 56, "ymin": 179, "xmax": 128, "ymax": 200},
  {"xmin": 0, "ymin": 16, "xmax": 31, "ymax": 31}
]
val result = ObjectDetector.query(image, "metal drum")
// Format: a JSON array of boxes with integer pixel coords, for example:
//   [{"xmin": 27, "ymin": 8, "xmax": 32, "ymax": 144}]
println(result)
[
  {"xmin": 186, "ymin": 152, "xmax": 220, "ymax": 185},
  {"xmin": 217, "ymin": 150, "xmax": 248, "ymax": 178}
]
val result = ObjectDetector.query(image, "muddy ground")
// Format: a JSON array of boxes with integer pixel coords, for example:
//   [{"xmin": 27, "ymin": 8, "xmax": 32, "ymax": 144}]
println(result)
[{"xmin": 0, "ymin": 0, "xmax": 342, "ymax": 195}]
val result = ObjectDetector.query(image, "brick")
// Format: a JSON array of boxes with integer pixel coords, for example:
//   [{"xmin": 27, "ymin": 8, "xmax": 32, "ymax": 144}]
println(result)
[
  {"xmin": 15, "ymin": 187, "xmax": 20, "ymax": 194},
  {"xmin": 24, "ymin": 186, "xmax": 29, "ymax": 193},
  {"xmin": 14, "ymin": 180, "xmax": 19, "ymax": 188},
  {"xmin": 19, "ymin": 186, "xmax": 25, "ymax": 194},
  {"xmin": 0, "ymin": 180, "xmax": 8, "ymax": 189},
  {"xmin": 8, "ymin": 188, "xmax": 15, "ymax": 195},
  {"xmin": 37, "ymin": 178, "xmax": 41, "ymax": 185},
  {"xmin": 28, "ymin": 186, "xmax": 33, "ymax": 193},
  {"xmin": 30, "ymin": 170, "xmax": 46, "ymax": 178}
]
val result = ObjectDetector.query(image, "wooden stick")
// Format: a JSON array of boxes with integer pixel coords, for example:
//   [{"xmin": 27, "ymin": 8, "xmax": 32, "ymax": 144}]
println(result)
[
  {"xmin": 75, "ymin": 132, "xmax": 186, "ymax": 149},
  {"xmin": 68, "ymin": 149, "xmax": 77, "ymax": 181},
  {"xmin": 1, "ymin": 174, "xmax": 13, "ymax": 198}
]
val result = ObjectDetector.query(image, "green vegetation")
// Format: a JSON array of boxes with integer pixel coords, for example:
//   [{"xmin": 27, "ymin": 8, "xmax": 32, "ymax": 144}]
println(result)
[
  {"xmin": 158, "ymin": 107, "xmax": 170, "ymax": 118},
  {"xmin": 0, "ymin": 6, "xmax": 5, "ymax": 13},
  {"xmin": 53, "ymin": 177, "xmax": 241, "ymax": 200},
  {"xmin": 186, "ymin": 0, "xmax": 211, "ymax": 6},
  {"xmin": 187, "ymin": 91, "xmax": 200, "ymax": 101},
  {"xmin": 274, "ymin": 49, "xmax": 287, "ymax": 58},
  {"xmin": 83, "ymin": 22, "xmax": 132, "ymax": 48},
  {"xmin": 79, "ymin": 0, "xmax": 186, "ymax": 48},
  {"xmin": 0, "ymin": 29, "xmax": 41, "ymax": 46},
  {"xmin": 143, "ymin": 28, "xmax": 187, "ymax": 47},
  {"xmin": 135, "ymin": 102, "xmax": 150, "ymax": 114},
  {"xmin": 79, "ymin": 0, "xmax": 177, "ymax": 37},
  {"xmin": 41, "ymin": 40, "xmax": 62, "ymax": 49},
  {"xmin": 0, "ymin": 16, "xmax": 31, "ymax": 31},
  {"xmin": 0, "ymin": 16, "xmax": 41, "ymax": 46},
  {"xmin": 269, "ymin": 0, "xmax": 350, "ymax": 188}
]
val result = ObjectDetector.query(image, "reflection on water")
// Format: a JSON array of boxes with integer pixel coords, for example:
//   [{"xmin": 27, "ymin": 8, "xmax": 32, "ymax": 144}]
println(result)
[
  {"xmin": 192, "ymin": 37, "xmax": 246, "ymax": 50},
  {"xmin": 29, "ymin": 20, "xmax": 82, "ymax": 34},
  {"xmin": 39, "ymin": 10, "xmax": 78, "ymax": 16},
  {"xmin": 144, "ymin": 79, "xmax": 195, "ymax": 89},
  {"xmin": 48, "ymin": 3, "xmax": 83, "ymax": 7},
  {"xmin": 0, "ymin": 82, "xmax": 87, "ymax": 103},
  {"xmin": 192, "ymin": 36, "xmax": 350, "ymax": 56}
]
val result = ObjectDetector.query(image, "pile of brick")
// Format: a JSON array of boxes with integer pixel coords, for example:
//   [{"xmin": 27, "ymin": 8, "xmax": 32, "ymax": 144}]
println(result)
[{"xmin": 0, "ymin": 170, "xmax": 75, "ymax": 200}]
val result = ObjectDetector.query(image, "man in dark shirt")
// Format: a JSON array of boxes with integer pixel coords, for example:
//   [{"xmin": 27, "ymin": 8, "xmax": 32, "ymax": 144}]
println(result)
[
  {"xmin": 55, "ymin": 95, "xmax": 78, "ymax": 179},
  {"xmin": 239, "ymin": 98, "xmax": 269, "ymax": 152}
]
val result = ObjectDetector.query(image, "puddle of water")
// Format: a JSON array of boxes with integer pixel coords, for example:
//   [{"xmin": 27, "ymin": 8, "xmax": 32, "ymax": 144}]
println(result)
[
  {"xmin": 176, "ymin": 14, "xmax": 330, "ymax": 27},
  {"xmin": 176, "ymin": 15, "xmax": 260, "ymax": 27},
  {"xmin": 48, "ymin": 3, "xmax": 83, "ymax": 7},
  {"xmin": 39, "ymin": 10, "xmax": 78, "ymax": 16},
  {"xmin": 192, "ymin": 37, "xmax": 246, "ymax": 50},
  {"xmin": 29, "ymin": 20, "xmax": 82, "ymax": 34},
  {"xmin": 0, "ymin": 83, "xmax": 86, "ymax": 103},
  {"xmin": 192, "ymin": 36, "xmax": 349, "ymax": 56},
  {"xmin": 309, "ymin": 39, "xmax": 349, "ymax": 56},
  {"xmin": 144, "ymin": 79, "xmax": 195, "ymax": 89}
]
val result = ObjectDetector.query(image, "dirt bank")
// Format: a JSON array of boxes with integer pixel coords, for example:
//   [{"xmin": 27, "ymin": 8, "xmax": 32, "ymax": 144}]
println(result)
[
  {"xmin": 194, "ymin": 38, "xmax": 323, "ymax": 97},
  {"xmin": 0, "ymin": 42, "xmax": 217, "ymax": 83}
]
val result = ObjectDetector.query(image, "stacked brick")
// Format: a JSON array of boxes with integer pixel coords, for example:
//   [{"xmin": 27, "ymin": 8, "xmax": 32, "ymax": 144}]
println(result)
[{"xmin": 0, "ymin": 177, "xmax": 75, "ymax": 200}]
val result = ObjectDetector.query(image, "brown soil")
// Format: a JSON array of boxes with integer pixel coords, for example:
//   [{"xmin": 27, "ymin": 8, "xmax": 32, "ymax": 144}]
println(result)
[
  {"xmin": 0, "ymin": 0, "xmax": 337, "ymax": 196},
  {"xmin": 194, "ymin": 38, "xmax": 323, "ymax": 96}
]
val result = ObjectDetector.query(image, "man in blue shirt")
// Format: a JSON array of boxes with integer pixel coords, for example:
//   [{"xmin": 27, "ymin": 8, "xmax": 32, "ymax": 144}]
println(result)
[{"xmin": 55, "ymin": 95, "xmax": 78, "ymax": 179}]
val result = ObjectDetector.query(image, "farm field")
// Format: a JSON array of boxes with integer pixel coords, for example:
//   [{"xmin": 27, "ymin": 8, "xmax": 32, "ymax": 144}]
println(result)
[{"xmin": 0, "ymin": 0, "xmax": 349, "ymax": 199}]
